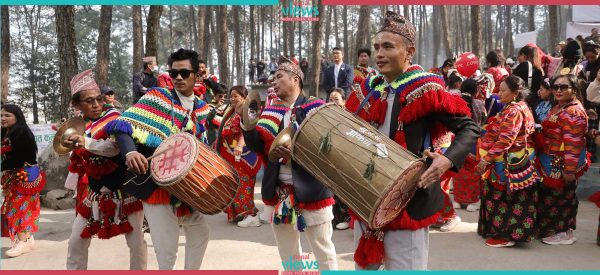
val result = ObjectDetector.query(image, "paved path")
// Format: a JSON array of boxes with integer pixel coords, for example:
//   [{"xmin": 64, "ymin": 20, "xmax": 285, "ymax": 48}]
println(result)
[{"xmin": 2, "ymin": 183, "xmax": 599, "ymax": 270}]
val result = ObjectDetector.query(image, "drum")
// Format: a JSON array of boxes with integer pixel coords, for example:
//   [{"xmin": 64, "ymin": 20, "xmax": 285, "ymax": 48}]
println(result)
[
  {"xmin": 150, "ymin": 132, "xmax": 240, "ymax": 215},
  {"xmin": 291, "ymin": 104, "xmax": 426, "ymax": 229}
]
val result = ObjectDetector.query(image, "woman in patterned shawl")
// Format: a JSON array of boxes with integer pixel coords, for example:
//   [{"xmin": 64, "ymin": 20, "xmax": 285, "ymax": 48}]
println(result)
[
  {"xmin": 476, "ymin": 75, "xmax": 538, "ymax": 248},
  {"xmin": 536, "ymin": 74, "xmax": 590, "ymax": 245}
]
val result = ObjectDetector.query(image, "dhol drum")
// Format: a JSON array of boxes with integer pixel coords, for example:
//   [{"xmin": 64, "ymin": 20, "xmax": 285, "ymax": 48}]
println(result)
[
  {"xmin": 150, "ymin": 132, "xmax": 240, "ymax": 215},
  {"xmin": 290, "ymin": 104, "xmax": 426, "ymax": 229}
]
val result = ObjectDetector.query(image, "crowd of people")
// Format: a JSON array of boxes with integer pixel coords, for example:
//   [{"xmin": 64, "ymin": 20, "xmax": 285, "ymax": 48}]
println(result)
[{"xmin": 1, "ymin": 10, "xmax": 600, "ymax": 272}]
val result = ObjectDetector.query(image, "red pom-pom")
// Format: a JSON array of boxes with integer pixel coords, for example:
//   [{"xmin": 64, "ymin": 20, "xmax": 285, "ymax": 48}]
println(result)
[
  {"xmin": 589, "ymin": 192, "xmax": 600, "ymax": 208},
  {"xmin": 80, "ymin": 226, "xmax": 92, "ymax": 239},
  {"xmin": 89, "ymin": 221, "xmax": 101, "ymax": 235},
  {"xmin": 394, "ymin": 131, "xmax": 407, "ymax": 149},
  {"xmin": 353, "ymin": 233, "xmax": 385, "ymax": 268},
  {"xmin": 110, "ymin": 223, "xmax": 122, "ymax": 237},
  {"xmin": 120, "ymin": 221, "xmax": 134, "ymax": 234}
]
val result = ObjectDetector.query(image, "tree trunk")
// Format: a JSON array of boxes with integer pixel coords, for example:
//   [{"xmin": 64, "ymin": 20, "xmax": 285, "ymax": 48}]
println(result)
[
  {"xmin": 232, "ymin": 6, "xmax": 243, "ymax": 85},
  {"xmin": 190, "ymin": 6, "xmax": 198, "ymax": 51},
  {"xmin": 471, "ymin": 5, "xmax": 482, "ymax": 59},
  {"xmin": 355, "ymin": 6, "xmax": 371, "ymax": 52},
  {"xmin": 440, "ymin": 6, "xmax": 452, "ymax": 58},
  {"xmin": 95, "ymin": 6, "xmax": 112, "ymax": 88},
  {"xmin": 55, "ymin": 6, "xmax": 79, "ymax": 117},
  {"xmin": 528, "ymin": 6, "xmax": 535, "ymax": 31},
  {"xmin": 485, "ymin": 5, "xmax": 493, "ymax": 53},
  {"xmin": 24, "ymin": 7, "xmax": 41, "ymax": 124},
  {"xmin": 548, "ymin": 5, "xmax": 559, "ymax": 52},
  {"xmin": 132, "ymin": 6, "xmax": 144, "ymax": 73},
  {"xmin": 333, "ymin": 7, "xmax": 339, "ymax": 47},
  {"xmin": 250, "ymin": 6, "xmax": 256, "ymax": 60},
  {"xmin": 1, "ymin": 6, "xmax": 9, "ymax": 103},
  {"xmin": 310, "ymin": 0, "xmax": 325, "ymax": 98},
  {"xmin": 324, "ymin": 6, "xmax": 332, "ymax": 54},
  {"xmin": 342, "ymin": 6, "xmax": 349, "ymax": 58},
  {"xmin": 216, "ymin": 6, "xmax": 229, "ymax": 86},
  {"xmin": 504, "ymin": 5, "xmax": 513, "ymax": 57},
  {"xmin": 261, "ymin": 7, "xmax": 266, "ymax": 60},
  {"xmin": 197, "ymin": 7, "xmax": 207, "ymax": 60},
  {"xmin": 203, "ymin": 7, "xmax": 212, "ymax": 63},
  {"xmin": 145, "ymin": 5, "xmax": 163, "ymax": 58},
  {"xmin": 432, "ymin": 6, "xmax": 440, "ymax": 66},
  {"xmin": 403, "ymin": 5, "xmax": 410, "ymax": 20}
]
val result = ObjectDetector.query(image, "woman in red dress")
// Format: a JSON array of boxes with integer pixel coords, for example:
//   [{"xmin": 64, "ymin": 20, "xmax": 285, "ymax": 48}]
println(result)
[
  {"xmin": 1, "ymin": 104, "xmax": 45, "ymax": 257},
  {"xmin": 217, "ymin": 86, "xmax": 263, "ymax": 227}
]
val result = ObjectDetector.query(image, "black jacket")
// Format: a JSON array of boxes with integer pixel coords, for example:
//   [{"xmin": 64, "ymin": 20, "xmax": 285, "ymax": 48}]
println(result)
[
  {"xmin": 389, "ymin": 91, "xmax": 480, "ymax": 219},
  {"xmin": 243, "ymin": 94, "xmax": 333, "ymax": 203}
]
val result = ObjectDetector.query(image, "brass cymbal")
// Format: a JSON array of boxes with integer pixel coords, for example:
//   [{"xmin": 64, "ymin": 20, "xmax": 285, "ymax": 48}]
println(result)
[
  {"xmin": 268, "ymin": 126, "xmax": 296, "ymax": 162},
  {"xmin": 52, "ymin": 117, "xmax": 86, "ymax": 155},
  {"xmin": 241, "ymin": 90, "xmax": 262, "ymax": 130}
]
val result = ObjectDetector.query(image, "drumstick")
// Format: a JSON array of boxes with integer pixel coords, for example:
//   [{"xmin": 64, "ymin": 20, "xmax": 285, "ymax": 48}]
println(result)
[{"xmin": 126, "ymin": 148, "xmax": 172, "ymax": 172}]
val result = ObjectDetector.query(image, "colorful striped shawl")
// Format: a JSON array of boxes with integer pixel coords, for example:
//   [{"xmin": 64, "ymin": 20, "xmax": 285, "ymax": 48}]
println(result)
[
  {"xmin": 106, "ymin": 87, "xmax": 209, "ymax": 148},
  {"xmin": 86, "ymin": 108, "xmax": 120, "ymax": 140},
  {"xmin": 256, "ymin": 96, "xmax": 324, "ymax": 154}
]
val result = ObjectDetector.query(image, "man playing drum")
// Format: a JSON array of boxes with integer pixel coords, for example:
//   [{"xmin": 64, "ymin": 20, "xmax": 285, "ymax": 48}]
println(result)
[
  {"xmin": 346, "ymin": 11, "xmax": 480, "ymax": 270},
  {"xmin": 106, "ymin": 49, "xmax": 211, "ymax": 270},
  {"xmin": 241, "ymin": 58, "xmax": 338, "ymax": 270}
]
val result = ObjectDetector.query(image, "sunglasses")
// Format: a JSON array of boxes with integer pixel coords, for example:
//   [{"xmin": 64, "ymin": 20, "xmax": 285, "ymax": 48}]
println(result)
[
  {"xmin": 168, "ymin": 69, "xmax": 196, "ymax": 79},
  {"xmin": 551, "ymin": 84, "xmax": 572, "ymax": 92},
  {"xmin": 80, "ymin": 95, "xmax": 105, "ymax": 105}
]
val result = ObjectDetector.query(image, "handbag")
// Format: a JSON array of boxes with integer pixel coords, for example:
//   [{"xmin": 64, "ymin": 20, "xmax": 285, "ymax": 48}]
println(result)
[
  {"xmin": 12, "ymin": 163, "xmax": 46, "ymax": 195},
  {"xmin": 504, "ymin": 109, "xmax": 538, "ymax": 192}
]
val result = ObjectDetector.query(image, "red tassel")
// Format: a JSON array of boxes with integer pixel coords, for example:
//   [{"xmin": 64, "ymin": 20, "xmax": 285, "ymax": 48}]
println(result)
[
  {"xmin": 353, "ymin": 233, "xmax": 384, "ymax": 268},
  {"xmin": 394, "ymin": 131, "xmax": 407, "ymax": 149},
  {"xmin": 176, "ymin": 205, "xmax": 191, "ymax": 217},
  {"xmin": 110, "ymin": 223, "xmax": 122, "ymax": 237},
  {"xmin": 97, "ymin": 226, "xmax": 110, "ymax": 239},
  {"xmin": 76, "ymin": 203, "xmax": 92, "ymax": 219},
  {"xmin": 89, "ymin": 221, "xmax": 101, "ymax": 235},
  {"xmin": 120, "ymin": 220, "xmax": 134, "ymax": 234},
  {"xmin": 589, "ymin": 192, "xmax": 600, "ymax": 208},
  {"xmin": 99, "ymin": 196, "xmax": 117, "ymax": 217},
  {"xmin": 297, "ymin": 197, "xmax": 336, "ymax": 210},
  {"xmin": 122, "ymin": 200, "xmax": 143, "ymax": 216},
  {"xmin": 80, "ymin": 226, "xmax": 92, "ymax": 239},
  {"xmin": 262, "ymin": 197, "xmax": 279, "ymax": 206}
]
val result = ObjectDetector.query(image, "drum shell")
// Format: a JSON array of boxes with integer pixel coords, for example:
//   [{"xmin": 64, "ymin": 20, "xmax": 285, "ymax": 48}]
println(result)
[
  {"xmin": 291, "ymin": 104, "xmax": 425, "ymax": 229},
  {"xmin": 151, "ymin": 133, "xmax": 240, "ymax": 215}
]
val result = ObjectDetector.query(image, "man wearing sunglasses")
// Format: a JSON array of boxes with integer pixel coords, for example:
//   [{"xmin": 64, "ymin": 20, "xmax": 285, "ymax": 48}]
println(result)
[{"xmin": 107, "ymin": 48, "xmax": 211, "ymax": 270}]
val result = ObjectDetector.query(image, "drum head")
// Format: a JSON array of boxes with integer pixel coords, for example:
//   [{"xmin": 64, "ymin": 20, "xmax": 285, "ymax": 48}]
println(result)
[{"xmin": 150, "ymin": 133, "xmax": 199, "ymax": 186}]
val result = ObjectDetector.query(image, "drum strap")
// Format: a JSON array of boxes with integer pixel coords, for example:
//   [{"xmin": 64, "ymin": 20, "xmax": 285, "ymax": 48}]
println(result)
[{"xmin": 355, "ymin": 89, "xmax": 376, "ymax": 115}]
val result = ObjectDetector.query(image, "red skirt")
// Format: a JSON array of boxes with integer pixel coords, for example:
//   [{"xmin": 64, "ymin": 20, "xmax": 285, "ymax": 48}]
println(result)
[
  {"xmin": 1, "ymin": 173, "xmax": 41, "ymax": 240},
  {"xmin": 453, "ymin": 156, "xmax": 481, "ymax": 204}
]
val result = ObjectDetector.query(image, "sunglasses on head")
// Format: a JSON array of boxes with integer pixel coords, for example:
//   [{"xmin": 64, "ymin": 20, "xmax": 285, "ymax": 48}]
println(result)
[
  {"xmin": 168, "ymin": 69, "xmax": 196, "ymax": 79},
  {"xmin": 551, "ymin": 84, "xmax": 572, "ymax": 91}
]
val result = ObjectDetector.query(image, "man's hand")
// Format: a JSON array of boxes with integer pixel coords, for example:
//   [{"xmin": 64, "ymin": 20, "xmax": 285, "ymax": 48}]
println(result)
[
  {"xmin": 272, "ymin": 144, "xmax": 292, "ymax": 162},
  {"xmin": 476, "ymin": 159, "xmax": 490, "ymax": 175},
  {"xmin": 126, "ymin": 151, "xmax": 148, "ymax": 175},
  {"xmin": 418, "ymin": 150, "xmax": 453, "ymax": 188},
  {"xmin": 65, "ymin": 135, "xmax": 85, "ymax": 149}
]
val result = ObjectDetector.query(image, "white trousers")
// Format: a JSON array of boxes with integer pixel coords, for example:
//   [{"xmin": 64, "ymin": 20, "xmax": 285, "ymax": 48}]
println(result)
[
  {"xmin": 353, "ymin": 220, "xmax": 429, "ymax": 270},
  {"xmin": 142, "ymin": 202, "xmax": 209, "ymax": 270},
  {"xmin": 67, "ymin": 210, "xmax": 148, "ymax": 270},
  {"xmin": 271, "ymin": 219, "xmax": 338, "ymax": 270}
]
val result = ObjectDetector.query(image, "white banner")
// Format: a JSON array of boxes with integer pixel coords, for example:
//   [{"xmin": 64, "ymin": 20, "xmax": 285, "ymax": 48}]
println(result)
[
  {"xmin": 29, "ymin": 124, "xmax": 55, "ymax": 156},
  {"xmin": 566, "ymin": 22, "xmax": 600, "ymax": 40},
  {"xmin": 514, "ymin": 31, "xmax": 538, "ymax": 49},
  {"xmin": 572, "ymin": 6, "xmax": 600, "ymax": 23}
]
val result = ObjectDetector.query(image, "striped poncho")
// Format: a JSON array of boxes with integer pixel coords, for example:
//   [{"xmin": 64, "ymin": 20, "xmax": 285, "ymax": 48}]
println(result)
[{"xmin": 105, "ymin": 87, "xmax": 210, "ymax": 147}]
